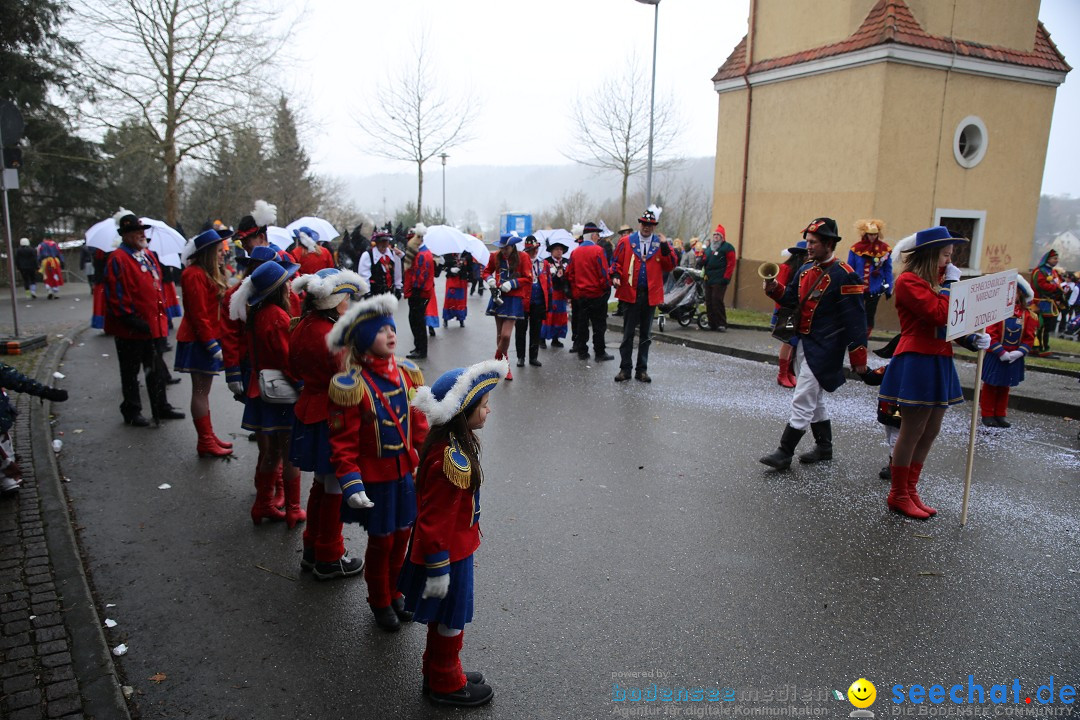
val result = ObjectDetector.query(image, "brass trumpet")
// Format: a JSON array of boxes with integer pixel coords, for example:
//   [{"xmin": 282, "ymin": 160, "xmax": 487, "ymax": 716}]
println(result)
[{"xmin": 757, "ymin": 262, "xmax": 780, "ymax": 281}]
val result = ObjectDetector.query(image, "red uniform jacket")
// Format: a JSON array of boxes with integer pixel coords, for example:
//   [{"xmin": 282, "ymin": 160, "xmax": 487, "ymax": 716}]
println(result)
[
  {"xmin": 565, "ymin": 241, "xmax": 610, "ymax": 299},
  {"xmin": 103, "ymin": 245, "xmax": 169, "ymax": 340},
  {"xmin": 290, "ymin": 245, "xmax": 335, "ymax": 276},
  {"xmin": 221, "ymin": 283, "xmax": 247, "ymax": 384},
  {"xmin": 523, "ymin": 255, "xmax": 553, "ymax": 314},
  {"xmin": 987, "ymin": 305, "xmax": 1037, "ymax": 357},
  {"xmin": 404, "ymin": 248, "xmax": 436, "ymax": 299},
  {"xmin": 290, "ymin": 313, "xmax": 346, "ymax": 424},
  {"xmin": 327, "ymin": 359, "xmax": 429, "ymax": 496},
  {"xmin": 482, "ymin": 249, "xmax": 533, "ymax": 302},
  {"xmin": 610, "ymin": 233, "xmax": 676, "ymax": 306},
  {"xmin": 891, "ymin": 272, "xmax": 955, "ymax": 357},
  {"xmin": 409, "ymin": 438, "xmax": 482, "ymax": 574},
  {"xmin": 177, "ymin": 266, "xmax": 224, "ymax": 346},
  {"xmin": 245, "ymin": 305, "xmax": 295, "ymax": 399}
]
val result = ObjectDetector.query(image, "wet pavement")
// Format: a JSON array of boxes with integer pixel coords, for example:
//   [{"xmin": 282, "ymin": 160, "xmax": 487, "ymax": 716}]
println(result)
[{"xmin": 5, "ymin": 281, "xmax": 1080, "ymax": 719}]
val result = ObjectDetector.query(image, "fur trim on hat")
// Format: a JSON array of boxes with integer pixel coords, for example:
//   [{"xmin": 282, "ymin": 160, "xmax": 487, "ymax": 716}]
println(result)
[
  {"xmin": 411, "ymin": 358, "xmax": 509, "ymax": 426},
  {"xmin": 780, "ymin": 248, "xmax": 791, "ymax": 260},
  {"xmin": 1016, "ymin": 274, "xmax": 1033, "ymax": 300},
  {"xmin": 113, "ymin": 207, "xmax": 132, "ymax": 226},
  {"xmin": 890, "ymin": 233, "xmax": 917, "ymax": 265},
  {"xmin": 856, "ymin": 218, "xmax": 886, "ymax": 238},
  {"xmin": 229, "ymin": 277, "xmax": 255, "ymax": 322},
  {"xmin": 252, "ymin": 200, "xmax": 277, "ymax": 228},
  {"xmin": 292, "ymin": 270, "xmax": 367, "ymax": 310},
  {"xmin": 571, "ymin": 223, "xmax": 584, "ymax": 238},
  {"xmin": 325, "ymin": 292, "xmax": 399, "ymax": 352},
  {"xmin": 412, "ymin": 223, "xmax": 428, "ymax": 237}
]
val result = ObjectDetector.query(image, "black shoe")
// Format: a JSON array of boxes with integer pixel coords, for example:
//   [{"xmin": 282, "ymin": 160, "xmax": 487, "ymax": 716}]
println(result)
[
  {"xmin": 123, "ymin": 415, "xmax": 151, "ymax": 427},
  {"xmin": 423, "ymin": 671, "xmax": 486, "ymax": 695},
  {"xmin": 980, "ymin": 417, "xmax": 999, "ymax": 428},
  {"xmin": 371, "ymin": 605, "xmax": 401, "ymax": 632},
  {"xmin": 570, "ymin": 345, "xmax": 585, "ymax": 354},
  {"xmin": 595, "ymin": 352, "xmax": 615, "ymax": 361},
  {"xmin": 634, "ymin": 371, "xmax": 652, "ymax": 383},
  {"xmin": 879, "ymin": 465, "xmax": 891, "ymax": 480},
  {"xmin": 529, "ymin": 358, "xmax": 542, "ymax": 367},
  {"xmin": 390, "ymin": 596, "xmax": 413, "ymax": 622},
  {"xmin": 300, "ymin": 547, "xmax": 315, "ymax": 573},
  {"xmin": 164, "ymin": 343, "xmax": 174, "ymax": 352},
  {"xmin": 428, "ymin": 327, "xmax": 436, "ymax": 337},
  {"xmin": 314, "ymin": 553, "xmax": 365, "ymax": 581},
  {"xmin": 995, "ymin": 417, "xmax": 1011, "ymax": 428},
  {"xmin": 577, "ymin": 352, "xmax": 590, "ymax": 360},
  {"xmin": 248, "ymin": 432, "xmax": 257, "ymax": 442},
  {"xmin": 516, "ymin": 357, "xmax": 525, "ymax": 367},
  {"xmin": 715, "ymin": 326, "xmax": 727, "ymax": 333},
  {"xmin": 406, "ymin": 351, "xmax": 426, "ymax": 359},
  {"xmin": 157, "ymin": 406, "xmax": 186, "ymax": 420},
  {"xmin": 166, "ymin": 377, "xmax": 182, "ymax": 385},
  {"xmin": 760, "ymin": 425, "xmax": 806, "ymax": 470},
  {"xmin": 614, "ymin": 370, "xmax": 631, "ymax": 382},
  {"xmin": 428, "ymin": 680, "xmax": 494, "ymax": 707},
  {"xmin": 538, "ymin": 340, "xmax": 547, "ymax": 349},
  {"xmin": 798, "ymin": 420, "xmax": 832, "ymax": 463},
  {"xmin": 550, "ymin": 340, "xmax": 564, "ymax": 348}
]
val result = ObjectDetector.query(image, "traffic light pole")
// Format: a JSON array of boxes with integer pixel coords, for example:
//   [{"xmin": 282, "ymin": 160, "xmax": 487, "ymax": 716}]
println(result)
[{"xmin": 0, "ymin": 122, "xmax": 18, "ymax": 337}]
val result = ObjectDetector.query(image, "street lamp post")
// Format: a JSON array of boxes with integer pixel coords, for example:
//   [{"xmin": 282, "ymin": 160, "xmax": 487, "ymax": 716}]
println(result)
[
  {"xmin": 635, "ymin": 0, "xmax": 660, "ymax": 207},
  {"xmin": 438, "ymin": 152, "xmax": 449, "ymax": 223}
]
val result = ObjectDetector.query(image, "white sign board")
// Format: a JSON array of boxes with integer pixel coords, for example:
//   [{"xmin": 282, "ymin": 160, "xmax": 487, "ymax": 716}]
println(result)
[{"xmin": 945, "ymin": 268, "xmax": 1018, "ymax": 341}]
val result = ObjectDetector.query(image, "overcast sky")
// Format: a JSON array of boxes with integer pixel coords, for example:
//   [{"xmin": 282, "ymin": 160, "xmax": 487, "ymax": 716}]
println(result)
[{"xmin": 291, "ymin": 0, "xmax": 1079, "ymax": 197}]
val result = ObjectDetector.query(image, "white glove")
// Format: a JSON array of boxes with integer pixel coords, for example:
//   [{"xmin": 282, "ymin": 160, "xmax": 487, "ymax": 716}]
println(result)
[
  {"xmin": 422, "ymin": 574, "xmax": 450, "ymax": 599},
  {"xmin": 212, "ymin": 350, "xmax": 224, "ymax": 364},
  {"xmin": 944, "ymin": 263, "xmax": 962, "ymax": 283},
  {"xmin": 347, "ymin": 491, "xmax": 374, "ymax": 509},
  {"xmin": 973, "ymin": 332, "xmax": 991, "ymax": 350},
  {"xmin": 227, "ymin": 381, "xmax": 244, "ymax": 396},
  {"xmin": 1002, "ymin": 350, "xmax": 1023, "ymax": 363},
  {"xmin": 449, "ymin": 267, "xmax": 459, "ymax": 275},
  {"xmin": 485, "ymin": 277, "xmax": 496, "ymax": 289},
  {"xmin": 499, "ymin": 281, "xmax": 512, "ymax": 292},
  {"xmin": 434, "ymin": 255, "xmax": 445, "ymax": 265}
]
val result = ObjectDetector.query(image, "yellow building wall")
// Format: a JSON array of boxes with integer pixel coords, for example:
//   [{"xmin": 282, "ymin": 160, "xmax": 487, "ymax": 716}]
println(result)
[
  {"xmin": 750, "ymin": 0, "xmax": 877, "ymax": 64},
  {"xmin": 905, "ymin": 0, "xmax": 1040, "ymax": 52}
]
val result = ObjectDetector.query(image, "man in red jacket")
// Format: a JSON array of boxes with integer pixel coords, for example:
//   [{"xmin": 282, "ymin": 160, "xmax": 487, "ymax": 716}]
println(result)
[
  {"xmin": 104, "ymin": 214, "xmax": 185, "ymax": 426},
  {"xmin": 565, "ymin": 221, "xmax": 613, "ymax": 361},
  {"xmin": 610, "ymin": 208, "xmax": 675, "ymax": 382}
]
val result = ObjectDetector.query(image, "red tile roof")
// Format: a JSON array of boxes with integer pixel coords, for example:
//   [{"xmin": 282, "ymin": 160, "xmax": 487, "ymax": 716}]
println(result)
[{"xmin": 712, "ymin": 0, "xmax": 1070, "ymax": 83}]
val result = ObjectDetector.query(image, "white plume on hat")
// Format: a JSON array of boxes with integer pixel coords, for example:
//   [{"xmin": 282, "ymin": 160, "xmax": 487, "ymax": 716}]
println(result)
[
  {"xmin": 229, "ymin": 277, "xmax": 255, "ymax": 321},
  {"xmin": 571, "ymin": 223, "xmax": 584, "ymax": 238},
  {"xmin": 1016, "ymin": 273, "xmax": 1033, "ymax": 300},
  {"xmin": 598, "ymin": 220, "xmax": 615, "ymax": 239},
  {"xmin": 291, "ymin": 270, "xmax": 368, "ymax": 310},
  {"xmin": 252, "ymin": 200, "xmax": 277, "ymax": 228},
  {"xmin": 112, "ymin": 207, "xmax": 132, "ymax": 225},
  {"xmin": 647, "ymin": 204, "xmax": 663, "ymax": 221},
  {"xmin": 297, "ymin": 230, "xmax": 318, "ymax": 252},
  {"xmin": 780, "ymin": 248, "xmax": 791, "ymax": 260},
  {"xmin": 412, "ymin": 223, "xmax": 428, "ymax": 237},
  {"xmin": 891, "ymin": 233, "xmax": 917, "ymax": 265}
]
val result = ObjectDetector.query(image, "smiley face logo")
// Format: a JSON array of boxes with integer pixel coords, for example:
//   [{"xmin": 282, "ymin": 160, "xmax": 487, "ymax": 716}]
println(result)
[{"xmin": 848, "ymin": 678, "xmax": 876, "ymax": 708}]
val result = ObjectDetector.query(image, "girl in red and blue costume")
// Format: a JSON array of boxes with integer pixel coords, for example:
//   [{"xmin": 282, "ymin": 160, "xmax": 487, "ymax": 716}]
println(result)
[
  {"xmin": 878, "ymin": 227, "xmax": 991, "ymax": 519},
  {"xmin": 438, "ymin": 253, "xmax": 470, "ymax": 327},
  {"xmin": 289, "ymin": 227, "xmax": 336, "ymax": 276},
  {"xmin": 288, "ymin": 268, "xmax": 367, "ymax": 580},
  {"xmin": 325, "ymin": 294, "xmax": 428, "ymax": 631},
  {"xmin": 401, "ymin": 358, "xmax": 508, "ymax": 708},
  {"xmin": 483, "ymin": 234, "xmax": 533, "ymax": 380},
  {"xmin": 979, "ymin": 275, "xmax": 1038, "ymax": 428},
  {"xmin": 175, "ymin": 229, "xmax": 232, "ymax": 458}
]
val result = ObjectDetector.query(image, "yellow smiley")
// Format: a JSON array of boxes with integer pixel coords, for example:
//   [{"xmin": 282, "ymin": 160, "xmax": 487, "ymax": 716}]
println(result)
[{"xmin": 848, "ymin": 678, "xmax": 877, "ymax": 708}]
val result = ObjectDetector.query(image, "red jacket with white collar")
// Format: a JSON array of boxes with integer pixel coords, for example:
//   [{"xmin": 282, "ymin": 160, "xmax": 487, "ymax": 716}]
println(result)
[{"xmin": 611, "ymin": 233, "xmax": 676, "ymax": 306}]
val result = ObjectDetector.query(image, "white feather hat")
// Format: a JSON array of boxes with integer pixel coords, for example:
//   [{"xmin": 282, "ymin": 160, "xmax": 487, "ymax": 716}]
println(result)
[
  {"xmin": 292, "ymin": 269, "xmax": 367, "ymax": 310},
  {"xmin": 411, "ymin": 359, "xmax": 509, "ymax": 426}
]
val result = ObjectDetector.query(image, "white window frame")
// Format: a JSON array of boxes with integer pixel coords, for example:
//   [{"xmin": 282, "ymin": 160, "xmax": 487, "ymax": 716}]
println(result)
[
  {"xmin": 934, "ymin": 208, "xmax": 986, "ymax": 274},
  {"xmin": 953, "ymin": 116, "xmax": 988, "ymax": 169}
]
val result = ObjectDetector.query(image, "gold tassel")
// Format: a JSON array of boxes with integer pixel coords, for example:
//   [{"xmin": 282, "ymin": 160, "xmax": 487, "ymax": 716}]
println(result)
[
  {"xmin": 399, "ymin": 358, "xmax": 425, "ymax": 388},
  {"xmin": 288, "ymin": 317, "xmax": 301, "ymax": 332},
  {"xmin": 442, "ymin": 437, "xmax": 472, "ymax": 490},
  {"xmin": 328, "ymin": 368, "xmax": 366, "ymax": 407}
]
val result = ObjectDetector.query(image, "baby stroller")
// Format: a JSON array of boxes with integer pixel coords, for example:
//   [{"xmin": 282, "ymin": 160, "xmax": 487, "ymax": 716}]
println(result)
[{"xmin": 657, "ymin": 267, "xmax": 707, "ymax": 332}]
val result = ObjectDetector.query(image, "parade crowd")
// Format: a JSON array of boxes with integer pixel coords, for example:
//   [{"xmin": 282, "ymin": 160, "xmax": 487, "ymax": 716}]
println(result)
[{"xmin": 2, "ymin": 199, "xmax": 1076, "ymax": 708}]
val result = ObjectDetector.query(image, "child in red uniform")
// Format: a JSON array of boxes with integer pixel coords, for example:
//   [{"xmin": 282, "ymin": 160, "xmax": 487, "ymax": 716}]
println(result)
[
  {"xmin": 980, "ymin": 275, "xmax": 1038, "ymax": 428},
  {"xmin": 229, "ymin": 260, "xmax": 304, "ymax": 526},
  {"xmin": 175, "ymin": 229, "xmax": 232, "ymax": 458},
  {"xmin": 289, "ymin": 268, "xmax": 368, "ymax": 579},
  {"xmin": 325, "ymin": 294, "xmax": 429, "ymax": 631},
  {"xmin": 403, "ymin": 358, "xmax": 508, "ymax": 708}
]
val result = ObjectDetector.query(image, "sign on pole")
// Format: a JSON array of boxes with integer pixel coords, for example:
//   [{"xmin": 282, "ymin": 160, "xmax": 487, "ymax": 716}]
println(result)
[{"xmin": 946, "ymin": 268, "xmax": 1018, "ymax": 526}]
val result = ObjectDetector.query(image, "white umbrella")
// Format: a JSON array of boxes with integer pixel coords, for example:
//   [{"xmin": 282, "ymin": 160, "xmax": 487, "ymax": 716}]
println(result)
[
  {"xmin": 422, "ymin": 224, "xmax": 471, "ymax": 258},
  {"xmin": 85, "ymin": 218, "xmax": 119, "ymax": 253},
  {"xmin": 266, "ymin": 226, "xmax": 293, "ymax": 251},
  {"xmin": 463, "ymin": 234, "xmax": 490, "ymax": 266},
  {"xmin": 159, "ymin": 252, "xmax": 181, "ymax": 269},
  {"xmin": 286, "ymin": 216, "xmax": 340, "ymax": 243},
  {"xmin": 142, "ymin": 218, "xmax": 186, "ymax": 257},
  {"xmin": 536, "ymin": 229, "xmax": 577, "ymax": 260}
]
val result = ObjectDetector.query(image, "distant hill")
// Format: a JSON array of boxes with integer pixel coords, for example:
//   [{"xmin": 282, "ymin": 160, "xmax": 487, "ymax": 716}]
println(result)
[{"xmin": 341, "ymin": 157, "xmax": 715, "ymax": 230}]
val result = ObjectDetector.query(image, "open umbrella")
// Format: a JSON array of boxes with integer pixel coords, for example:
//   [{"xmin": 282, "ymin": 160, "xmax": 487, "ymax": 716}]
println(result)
[
  {"xmin": 536, "ymin": 229, "xmax": 577, "ymax": 260},
  {"xmin": 286, "ymin": 216, "xmax": 340, "ymax": 243},
  {"xmin": 422, "ymin": 224, "xmax": 471, "ymax": 257},
  {"xmin": 266, "ymin": 226, "xmax": 293, "ymax": 251},
  {"xmin": 159, "ymin": 252, "xmax": 181, "ymax": 269},
  {"xmin": 143, "ymin": 218, "xmax": 186, "ymax": 257},
  {"xmin": 85, "ymin": 218, "xmax": 120, "ymax": 252},
  {"xmin": 463, "ymin": 234, "xmax": 490, "ymax": 266}
]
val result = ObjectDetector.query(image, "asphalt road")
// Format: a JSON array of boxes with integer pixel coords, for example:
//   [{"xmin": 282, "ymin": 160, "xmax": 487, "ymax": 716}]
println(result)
[{"xmin": 34, "ymin": 284, "xmax": 1080, "ymax": 719}]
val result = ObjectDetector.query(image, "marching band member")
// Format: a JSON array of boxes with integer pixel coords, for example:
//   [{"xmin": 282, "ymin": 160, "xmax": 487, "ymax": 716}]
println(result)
[
  {"xmin": 540, "ymin": 239, "xmax": 570, "ymax": 347},
  {"xmin": 847, "ymin": 219, "xmax": 893, "ymax": 336},
  {"xmin": 402, "ymin": 358, "xmax": 508, "ymax": 707},
  {"xmin": 36, "ymin": 234, "xmax": 64, "ymax": 299},
  {"xmin": 289, "ymin": 268, "xmax": 368, "ymax": 579},
  {"xmin": 289, "ymin": 226, "xmax": 335, "ymax": 276},
  {"xmin": 1031, "ymin": 249, "xmax": 1064, "ymax": 356},
  {"xmin": 438, "ymin": 252, "xmax": 470, "ymax": 327},
  {"xmin": 482, "ymin": 233, "xmax": 532, "ymax": 381},
  {"xmin": 877, "ymin": 227, "xmax": 991, "ymax": 519},
  {"xmin": 325, "ymin": 293, "xmax": 428, "ymax": 630},
  {"xmin": 980, "ymin": 275, "xmax": 1038, "ymax": 428},
  {"xmin": 403, "ymin": 224, "xmax": 437, "ymax": 359},
  {"xmin": 514, "ymin": 235, "xmax": 549, "ymax": 368}
]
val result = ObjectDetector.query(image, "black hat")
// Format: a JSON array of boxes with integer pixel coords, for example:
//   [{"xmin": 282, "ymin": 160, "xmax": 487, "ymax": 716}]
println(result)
[
  {"xmin": 582, "ymin": 221, "xmax": 602, "ymax": 235},
  {"xmin": 801, "ymin": 217, "xmax": 841, "ymax": 242},
  {"xmin": 117, "ymin": 214, "xmax": 151, "ymax": 236}
]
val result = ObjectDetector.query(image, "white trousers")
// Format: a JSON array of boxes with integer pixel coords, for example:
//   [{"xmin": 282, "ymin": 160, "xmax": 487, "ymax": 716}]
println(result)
[{"xmin": 788, "ymin": 343, "xmax": 829, "ymax": 430}]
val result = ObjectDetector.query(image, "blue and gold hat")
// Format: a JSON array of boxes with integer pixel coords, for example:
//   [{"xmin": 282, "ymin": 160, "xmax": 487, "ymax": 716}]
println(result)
[
  {"xmin": 292, "ymin": 268, "xmax": 367, "ymax": 309},
  {"xmin": 411, "ymin": 359, "xmax": 509, "ymax": 425},
  {"xmin": 912, "ymin": 225, "xmax": 968, "ymax": 252},
  {"xmin": 326, "ymin": 293, "xmax": 398, "ymax": 354},
  {"xmin": 493, "ymin": 233, "xmax": 523, "ymax": 248}
]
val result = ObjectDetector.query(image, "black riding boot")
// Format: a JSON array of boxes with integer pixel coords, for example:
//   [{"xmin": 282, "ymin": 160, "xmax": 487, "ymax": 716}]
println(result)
[
  {"xmin": 759, "ymin": 425, "xmax": 806, "ymax": 470},
  {"xmin": 798, "ymin": 420, "xmax": 833, "ymax": 463}
]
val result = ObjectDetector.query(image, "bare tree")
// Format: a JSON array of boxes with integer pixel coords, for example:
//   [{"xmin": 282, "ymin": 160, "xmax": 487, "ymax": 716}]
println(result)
[
  {"xmin": 356, "ymin": 35, "xmax": 479, "ymax": 225},
  {"xmin": 565, "ymin": 56, "xmax": 682, "ymax": 226},
  {"xmin": 73, "ymin": 0, "xmax": 288, "ymax": 225},
  {"xmin": 537, "ymin": 190, "xmax": 597, "ymax": 231}
]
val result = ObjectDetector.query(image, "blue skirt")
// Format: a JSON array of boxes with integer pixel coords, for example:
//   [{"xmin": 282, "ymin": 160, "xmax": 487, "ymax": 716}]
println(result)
[
  {"xmin": 399, "ymin": 555, "xmax": 475, "ymax": 630},
  {"xmin": 981, "ymin": 354, "xmax": 1025, "ymax": 388},
  {"xmin": 486, "ymin": 294, "xmax": 524, "ymax": 319},
  {"xmin": 289, "ymin": 418, "xmax": 334, "ymax": 475},
  {"xmin": 879, "ymin": 352, "xmax": 964, "ymax": 408},
  {"xmin": 241, "ymin": 395, "xmax": 295, "ymax": 433},
  {"xmin": 174, "ymin": 341, "xmax": 223, "ymax": 375},
  {"xmin": 343, "ymin": 473, "xmax": 417, "ymax": 533}
]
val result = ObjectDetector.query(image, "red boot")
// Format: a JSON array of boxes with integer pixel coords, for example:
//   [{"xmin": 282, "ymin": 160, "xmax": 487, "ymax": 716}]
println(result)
[
  {"xmin": 496, "ymin": 351, "xmax": 512, "ymax": 381},
  {"xmin": 195, "ymin": 415, "xmax": 232, "ymax": 458},
  {"xmin": 302, "ymin": 480, "xmax": 325, "ymax": 560},
  {"xmin": 777, "ymin": 359, "xmax": 796, "ymax": 388},
  {"xmin": 283, "ymin": 467, "xmax": 306, "ymax": 529},
  {"xmin": 426, "ymin": 629, "xmax": 467, "ymax": 695},
  {"xmin": 886, "ymin": 466, "xmax": 929, "ymax": 519},
  {"xmin": 908, "ymin": 463, "xmax": 936, "ymax": 516},
  {"xmin": 251, "ymin": 470, "xmax": 286, "ymax": 525},
  {"xmin": 207, "ymin": 412, "xmax": 232, "ymax": 449},
  {"xmin": 313, "ymin": 490, "xmax": 346, "ymax": 564},
  {"xmin": 272, "ymin": 462, "xmax": 285, "ymax": 510}
]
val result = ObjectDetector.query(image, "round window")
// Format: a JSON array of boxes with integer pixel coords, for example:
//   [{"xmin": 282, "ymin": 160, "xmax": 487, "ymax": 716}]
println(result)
[{"xmin": 953, "ymin": 116, "xmax": 988, "ymax": 168}]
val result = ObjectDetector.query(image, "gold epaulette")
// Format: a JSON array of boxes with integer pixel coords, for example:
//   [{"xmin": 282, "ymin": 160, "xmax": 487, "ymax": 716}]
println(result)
[
  {"xmin": 328, "ymin": 368, "xmax": 367, "ymax": 407},
  {"xmin": 399, "ymin": 358, "xmax": 424, "ymax": 400},
  {"xmin": 443, "ymin": 437, "xmax": 472, "ymax": 490},
  {"xmin": 288, "ymin": 317, "xmax": 302, "ymax": 332}
]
